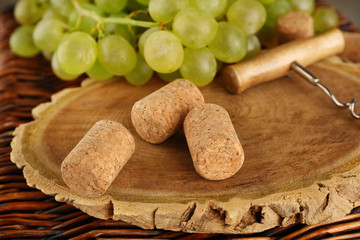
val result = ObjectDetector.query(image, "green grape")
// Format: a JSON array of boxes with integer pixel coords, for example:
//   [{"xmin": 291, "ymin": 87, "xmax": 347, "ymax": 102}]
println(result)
[
  {"xmin": 149, "ymin": 0, "xmax": 189, "ymax": 23},
  {"xmin": 157, "ymin": 70, "xmax": 182, "ymax": 83},
  {"xmin": 50, "ymin": 0, "xmax": 74, "ymax": 18},
  {"xmin": 138, "ymin": 26, "xmax": 161, "ymax": 56},
  {"xmin": 57, "ymin": 31, "xmax": 98, "ymax": 75},
  {"xmin": 180, "ymin": 47, "xmax": 217, "ymax": 87},
  {"xmin": 10, "ymin": 25, "xmax": 40, "ymax": 57},
  {"xmin": 105, "ymin": 13, "xmax": 135, "ymax": 44},
  {"xmin": 33, "ymin": 18, "xmax": 67, "ymax": 52},
  {"xmin": 68, "ymin": 3, "xmax": 101, "ymax": 34},
  {"xmin": 95, "ymin": 0, "xmax": 128, "ymax": 14},
  {"xmin": 244, "ymin": 34, "xmax": 261, "ymax": 60},
  {"xmin": 226, "ymin": 0, "xmax": 266, "ymax": 35},
  {"xmin": 14, "ymin": 0, "xmax": 48, "ymax": 25},
  {"xmin": 173, "ymin": 8, "xmax": 218, "ymax": 49},
  {"xmin": 42, "ymin": 7, "xmax": 68, "ymax": 22},
  {"xmin": 98, "ymin": 35, "xmax": 137, "ymax": 76},
  {"xmin": 287, "ymin": 0, "xmax": 315, "ymax": 14},
  {"xmin": 125, "ymin": 52, "xmax": 153, "ymax": 86},
  {"xmin": 144, "ymin": 31, "xmax": 184, "ymax": 73},
  {"xmin": 257, "ymin": 0, "xmax": 276, "ymax": 5},
  {"xmin": 208, "ymin": 22, "xmax": 247, "ymax": 63},
  {"xmin": 86, "ymin": 59, "xmax": 113, "ymax": 81},
  {"xmin": 265, "ymin": 0, "xmax": 292, "ymax": 27},
  {"xmin": 136, "ymin": 0, "xmax": 149, "ymax": 6},
  {"xmin": 51, "ymin": 52, "xmax": 79, "ymax": 81},
  {"xmin": 189, "ymin": 0, "xmax": 227, "ymax": 18},
  {"xmin": 313, "ymin": 7, "xmax": 339, "ymax": 34}
]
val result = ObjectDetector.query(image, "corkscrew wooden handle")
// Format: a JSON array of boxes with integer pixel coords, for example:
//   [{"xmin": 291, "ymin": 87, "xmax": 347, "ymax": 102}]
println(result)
[{"xmin": 221, "ymin": 28, "xmax": 345, "ymax": 94}]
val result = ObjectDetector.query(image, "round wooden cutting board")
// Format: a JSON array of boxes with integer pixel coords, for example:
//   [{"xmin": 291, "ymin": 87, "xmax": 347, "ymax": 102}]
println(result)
[{"xmin": 10, "ymin": 57, "xmax": 360, "ymax": 234}]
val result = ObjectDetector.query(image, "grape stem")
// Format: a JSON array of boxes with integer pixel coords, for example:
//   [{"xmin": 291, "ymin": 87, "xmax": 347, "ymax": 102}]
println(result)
[{"xmin": 71, "ymin": 0, "xmax": 158, "ymax": 29}]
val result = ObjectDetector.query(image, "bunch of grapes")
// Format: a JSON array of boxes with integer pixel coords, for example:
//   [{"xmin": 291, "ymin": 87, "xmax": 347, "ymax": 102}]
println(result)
[{"xmin": 10, "ymin": 0, "xmax": 339, "ymax": 87}]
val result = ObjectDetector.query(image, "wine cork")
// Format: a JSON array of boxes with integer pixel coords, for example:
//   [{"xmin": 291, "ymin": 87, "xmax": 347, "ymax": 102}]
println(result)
[
  {"xmin": 184, "ymin": 103, "xmax": 244, "ymax": 180},
  {"xmin": 338, "ymin": 31, "xmax": 360, "ymax": 63},
  {"xmin": 131, "ymin": 79, "xmax": 204, "ymax": 144},
  {"xmin": 61, "ymin": 120, "xmax": 135, "ymax": 198},
  {"xmin": 276, "ymin": 11, "xmax": 314, "ymax": 44}
]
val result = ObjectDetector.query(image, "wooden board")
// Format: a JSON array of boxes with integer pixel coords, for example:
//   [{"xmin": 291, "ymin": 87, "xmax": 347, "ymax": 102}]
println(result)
[{"xmin": 10, "ymin": 57, "xmax": 360, "ymax": 234}]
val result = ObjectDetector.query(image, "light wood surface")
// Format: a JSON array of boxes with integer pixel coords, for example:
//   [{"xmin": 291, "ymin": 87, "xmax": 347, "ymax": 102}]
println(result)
[{"xmin": 10, "ymin": 56, "xmax": 360, "ymax": 233}]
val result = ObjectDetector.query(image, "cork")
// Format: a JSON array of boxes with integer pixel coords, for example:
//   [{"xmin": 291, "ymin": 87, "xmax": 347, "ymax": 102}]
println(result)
[
  {"xmin": 338, "ymin": 31, "xmax": 360, "ymax": 63},
  {"xmin": 61, "ymin": 120, "xmax": 135, "ymax": 198},
  {"xmin": 276, "ymin": 11, "xmax": 314, "ymax": 44},
  {"xmin": 131, "ymin": 79, "xmax": 204, "ymax": 144},
  {"xmin": 184, "ymin": 103, "xmax": 244, "ymax": 180}
]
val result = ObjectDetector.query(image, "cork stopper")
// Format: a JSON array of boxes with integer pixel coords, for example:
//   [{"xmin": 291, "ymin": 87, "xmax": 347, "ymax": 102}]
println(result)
[
  {"xmin": 276, "ymin": 11, "xmax": 314, "ymax": 44},
  {"xmin": 184, "ymin": 103, "xmax": 245, "ymax": 180},
  {"xmin": 338, "ymin": 31, "xmax": 360, "ymax": 63},
  {"xmin": 131, "ymin": 79, "xmax": 204, "ymax": 144},
  {"xmin": 61, "ymin": 120, "xmax": 135, "ymax": 198}
]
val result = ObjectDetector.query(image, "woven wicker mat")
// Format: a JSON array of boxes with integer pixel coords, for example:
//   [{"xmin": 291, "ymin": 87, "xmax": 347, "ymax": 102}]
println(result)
[{"xmin": 1, "ymin": 1, "xmax": 360, "ymax": 239}]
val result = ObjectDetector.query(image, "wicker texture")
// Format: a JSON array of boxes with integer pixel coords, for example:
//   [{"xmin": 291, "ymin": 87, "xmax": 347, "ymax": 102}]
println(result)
[{"xmin": 1, "ymin": 1, "xmax": 360, "ymax": 239}]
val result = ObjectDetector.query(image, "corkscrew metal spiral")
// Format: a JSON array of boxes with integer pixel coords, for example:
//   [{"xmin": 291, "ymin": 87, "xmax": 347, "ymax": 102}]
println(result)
[{"xmin": 291, "ymin": 61, "xmax": 360, "ymax": 119}]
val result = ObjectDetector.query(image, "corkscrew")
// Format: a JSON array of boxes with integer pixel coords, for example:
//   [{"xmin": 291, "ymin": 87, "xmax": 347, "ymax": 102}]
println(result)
[
  {"xmin": 222, "ymin": 29, "xmax": 360, "ymax": 119},
  {"xmin": 291, "ymin": 61, "xmax": 360, "ymax": 119}
]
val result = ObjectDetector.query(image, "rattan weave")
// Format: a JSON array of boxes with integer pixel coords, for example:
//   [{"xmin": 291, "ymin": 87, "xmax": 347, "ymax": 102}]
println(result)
[{"xmin": 1, "ymin": 1, "xmax": 360, "ymax": 239}]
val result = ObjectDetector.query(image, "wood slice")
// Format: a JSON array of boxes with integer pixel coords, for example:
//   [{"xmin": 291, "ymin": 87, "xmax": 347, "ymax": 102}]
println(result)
[{"xmin": 10, "ymin": 57, "xmax": 360, "ymax": 234}]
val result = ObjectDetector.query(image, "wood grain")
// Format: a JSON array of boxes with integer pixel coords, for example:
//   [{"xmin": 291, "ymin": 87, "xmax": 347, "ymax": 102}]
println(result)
[{"xmin": 10, "ymin": 56, "xmax": 360, "ymax": 233}]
